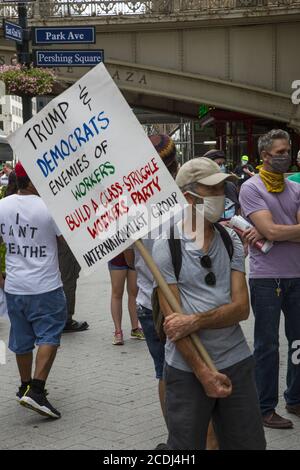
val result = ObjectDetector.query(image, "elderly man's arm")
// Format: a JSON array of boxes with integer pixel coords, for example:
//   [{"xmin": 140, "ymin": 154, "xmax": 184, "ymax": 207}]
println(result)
[
  {"xmin": 157, "ymin": 285, "xmax": 232, "ymax": 398},
  {"xmin": 164, "ymin": 270, "xmax": 249, "ymax": 342}
]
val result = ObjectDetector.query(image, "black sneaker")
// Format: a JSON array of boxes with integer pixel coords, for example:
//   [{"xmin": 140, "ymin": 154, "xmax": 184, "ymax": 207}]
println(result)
[
  {"xmin": 16, "ymin": 385, "xmax": 48, "ymax": 402},
  {"xmin": 63, "ymin": 320, "xmax": 89, "ymax": 333},
  {"xmin": 16, "ymin": 385, "xmax": 28, "ymax": 402},
  {"xmin": 20, "ymin": 387, "xmax": 61, "ymax": 419}
]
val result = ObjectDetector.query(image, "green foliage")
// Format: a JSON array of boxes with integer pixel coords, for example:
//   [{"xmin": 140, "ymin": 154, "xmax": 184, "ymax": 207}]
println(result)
[{"xmin": 0, "ymin": 64, "xmax": 56, "ymax": 96}]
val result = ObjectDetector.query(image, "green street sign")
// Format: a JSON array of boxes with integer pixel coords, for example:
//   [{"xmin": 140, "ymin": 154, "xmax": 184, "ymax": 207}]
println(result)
[{"xmin": 198, "ymin": 104, "xmax": 211, "ymax": 119}]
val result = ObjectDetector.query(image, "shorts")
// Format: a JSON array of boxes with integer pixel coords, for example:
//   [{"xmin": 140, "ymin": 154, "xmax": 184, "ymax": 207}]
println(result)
[
  {"xmin": 6, "ymin": 287, "xmax": 67, "ymax": 355},
  {"xmin": 108, "ymin": 253, "xmax": 135, "ymax": 271}
]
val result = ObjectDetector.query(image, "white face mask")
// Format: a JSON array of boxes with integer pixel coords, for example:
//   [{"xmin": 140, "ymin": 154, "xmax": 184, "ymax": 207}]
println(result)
[{"xmin": 188, "ymin": 191, "xmax": 225, "ymax": 223}]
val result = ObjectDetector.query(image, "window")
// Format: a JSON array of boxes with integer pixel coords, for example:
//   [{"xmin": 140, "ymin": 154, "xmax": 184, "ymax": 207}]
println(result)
[{"xmin": 0, "ymin": 121, "xmax": 3, "ymax": 131}]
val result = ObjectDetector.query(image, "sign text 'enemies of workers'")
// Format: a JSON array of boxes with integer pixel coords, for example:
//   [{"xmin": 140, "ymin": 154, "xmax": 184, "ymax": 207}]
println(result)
[{"xmin": 8, "ymin": 63, "xmax": 185, "ymax": 273}]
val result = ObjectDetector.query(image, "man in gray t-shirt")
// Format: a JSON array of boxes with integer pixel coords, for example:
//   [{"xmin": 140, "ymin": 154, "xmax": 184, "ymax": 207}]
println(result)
[
  {"xmin": 153, "ymin": 226, "xmax": 250, "ymax": 372},
  {"xmin": 152, "ymin": 157, "xmax": 266, "ymax": 450}
]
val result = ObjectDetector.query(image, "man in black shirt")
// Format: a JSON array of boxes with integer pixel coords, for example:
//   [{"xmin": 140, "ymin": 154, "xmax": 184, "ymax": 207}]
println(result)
[{"xmin": 234, "ymin": 155, "xmax": 255, "ymax": 187}]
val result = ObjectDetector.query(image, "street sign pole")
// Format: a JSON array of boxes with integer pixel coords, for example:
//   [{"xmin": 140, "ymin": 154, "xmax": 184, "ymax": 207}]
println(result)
[
  {"xmin": 0, "ymin": 80, "xmax": 5, "ymax": 106},
  {"xmin": 16, "ymin": 2, "xmax": 32, "ymax": 123}
]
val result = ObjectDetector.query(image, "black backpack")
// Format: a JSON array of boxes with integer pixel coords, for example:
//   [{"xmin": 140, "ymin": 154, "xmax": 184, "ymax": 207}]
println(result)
[{"xmin": 151, "ymin": 223, "xmax": 234, "ymax": 343}]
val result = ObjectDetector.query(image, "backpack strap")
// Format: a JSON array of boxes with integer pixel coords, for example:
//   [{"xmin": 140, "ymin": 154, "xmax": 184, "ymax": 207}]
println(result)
[
  {"xmin": 168, "ymin": 224, "xmax": 182, "ymax": 282},
  {"xmin": 214, "ymin": 223, "xmax": 234, "ymax": 261}
]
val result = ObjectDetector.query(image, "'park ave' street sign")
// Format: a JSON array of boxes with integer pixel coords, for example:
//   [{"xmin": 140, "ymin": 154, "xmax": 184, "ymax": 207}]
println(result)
[{"xmin": 33, "ymin": 26, "xmax": 96, "ymax": 45}]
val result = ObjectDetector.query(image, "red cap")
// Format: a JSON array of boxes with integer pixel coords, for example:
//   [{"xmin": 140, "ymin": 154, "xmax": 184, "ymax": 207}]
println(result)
[{"xmin": 15, "ymin": 162, "xmax": 28, "ymax": 178}]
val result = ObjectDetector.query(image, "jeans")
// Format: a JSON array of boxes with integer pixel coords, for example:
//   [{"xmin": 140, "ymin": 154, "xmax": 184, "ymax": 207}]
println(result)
[
  {"xmin": 137, "ymin": 304, "xmax": 165, "ymax": 380},
  {"xmin": 164, "ymin": 357, "xmax": 266, "ymax": 450},
  {"xmin": 250, "ymin": 278, "xmax": 300, "ymax": 415}
]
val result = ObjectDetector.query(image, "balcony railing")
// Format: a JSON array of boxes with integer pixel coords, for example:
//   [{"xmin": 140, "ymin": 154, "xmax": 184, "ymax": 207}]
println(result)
[{"xmin": 0, "ymin": 0, "xmax": 299, "ymax": 19}]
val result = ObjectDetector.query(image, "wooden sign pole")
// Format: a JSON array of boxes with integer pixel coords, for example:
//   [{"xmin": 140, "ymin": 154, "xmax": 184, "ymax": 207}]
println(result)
[{"xmin": 134, "ymin": 238, "xmax": 217, "ymax": 372}]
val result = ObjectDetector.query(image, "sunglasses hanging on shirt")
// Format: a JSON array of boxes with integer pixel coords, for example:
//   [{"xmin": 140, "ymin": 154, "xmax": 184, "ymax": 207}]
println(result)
[{"xmin": 200, "ymin": 255, "xmax": 216, "ymax": 286}]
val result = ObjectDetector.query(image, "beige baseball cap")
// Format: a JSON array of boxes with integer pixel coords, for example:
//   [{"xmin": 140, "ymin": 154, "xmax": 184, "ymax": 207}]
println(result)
[{"xmin": 176, "ymin": 157, "xmax": 237, "ymax": 188}]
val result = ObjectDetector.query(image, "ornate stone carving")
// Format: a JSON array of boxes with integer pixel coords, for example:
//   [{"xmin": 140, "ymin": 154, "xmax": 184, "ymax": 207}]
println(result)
[{"xmin": 0, "ymin": 0, "xmax": 298, "ymax": 19}]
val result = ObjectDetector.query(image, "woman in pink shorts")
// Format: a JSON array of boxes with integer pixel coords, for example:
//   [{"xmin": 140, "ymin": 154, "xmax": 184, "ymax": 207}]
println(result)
[{"xmin": 108, "ymin": 252, "xmax": 145, "ymax": 345}]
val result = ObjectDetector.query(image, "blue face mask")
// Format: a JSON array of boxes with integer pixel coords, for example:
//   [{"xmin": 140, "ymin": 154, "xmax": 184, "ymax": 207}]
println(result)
[{"xmin": 219, "ymin": 164, "xmax": 226, "ymax": 174}]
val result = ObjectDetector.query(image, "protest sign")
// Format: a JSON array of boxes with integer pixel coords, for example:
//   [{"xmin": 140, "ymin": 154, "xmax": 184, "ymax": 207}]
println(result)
[
  {"xmin": 8, "ymin": 63, "xmax": 186, "ymax": 274},
  {"xmin": 7, "ymin": 63, "xmax": 216, "ymax": 372}
]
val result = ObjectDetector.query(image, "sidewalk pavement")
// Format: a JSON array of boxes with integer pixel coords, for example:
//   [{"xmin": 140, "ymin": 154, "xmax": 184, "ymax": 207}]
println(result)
[{"xmin": 0, "ymin": 266, "xmax": 299, "ymax": 450}]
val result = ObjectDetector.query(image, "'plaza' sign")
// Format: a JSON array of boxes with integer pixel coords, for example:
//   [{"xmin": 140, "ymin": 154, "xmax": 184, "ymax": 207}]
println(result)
[{"xmin": 33, "ymin": 26, "xmax": 96, "ymax": 45}]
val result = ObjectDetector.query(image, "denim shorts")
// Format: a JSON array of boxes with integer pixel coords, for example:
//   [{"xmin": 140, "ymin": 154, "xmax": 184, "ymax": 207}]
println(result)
[
  {"xmin": 108, "ymin": 262, "xmax": 135, "ymax": 271},
  {"xmin": 6, "ymin": 287, "xmax": 67, "ymax": 355},
  {"xmin": 137, "ymin": 304, "xmax": 165, "ymax": 380}
]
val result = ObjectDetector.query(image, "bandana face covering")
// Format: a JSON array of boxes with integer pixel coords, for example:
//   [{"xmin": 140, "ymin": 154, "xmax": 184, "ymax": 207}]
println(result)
[{"xmin": 259, "ymin": 168, "xmax": 285, "ymax": 193}]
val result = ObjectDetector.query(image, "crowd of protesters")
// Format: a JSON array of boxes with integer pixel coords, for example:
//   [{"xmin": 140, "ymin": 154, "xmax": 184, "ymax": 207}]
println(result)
[{"xmin": 1, "ymin": 128, "xmax": 300, "ymax": 449}]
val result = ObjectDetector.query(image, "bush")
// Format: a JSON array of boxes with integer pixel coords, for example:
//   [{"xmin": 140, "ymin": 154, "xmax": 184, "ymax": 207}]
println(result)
[{"xmin": 0, "ymin": 64, "xmax": 56, "ymax": 96}]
